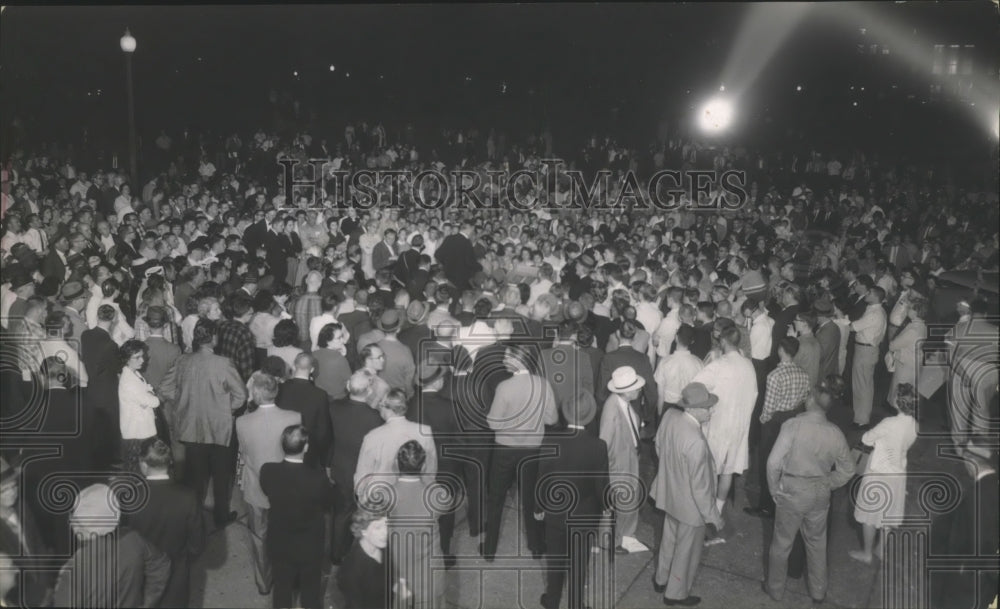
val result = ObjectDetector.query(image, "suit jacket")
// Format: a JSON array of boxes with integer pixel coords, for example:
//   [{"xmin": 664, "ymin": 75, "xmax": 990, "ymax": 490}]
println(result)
[
  {"xmin": 469, "ymin": 342, "xmax": 512, "ymax": 413},
  {"xmin": 371, "ymin": 240, "xmax": 396, "ymax": 272},
  {"xmin": 435, "ymin": 233, "xmax": 480, "ymax": 290},
  {"xmin": 53, "ymin": 527, "xmax": 170, "ymax": 609},
  {"xmin": 242, "ymin": 219, "xmax": 267, "ymax": 255},
  {"xmin": 354, "ymin": 417, "xmax": 437, "ymax": 496},
  {"xmin": 650, "ymin": 408, "xmax": 719, "ymax": 527},
  {"xmin": 40, "ymin": 249, "xmax": 67, "ymax": 285},
  {"xmin": 599, "ymin": 395, "xmax": 641, "ymax": 485},
  {"xmin": 236, "ymin": 405, "xmax": 302, "ymax": 508},
  {"xmin": 597, "ymin": 346, "xmax": 658, "ymax": 424},
  {"xmin": 80, "ymin": 327, "xmax": 121, "ymax": 414},
  {"xmin": 398, "ymin": 323, "xmax": 433, "ymax": 362},
  {"xmin": 260, "ymin": 460, "xmax": 336, "ymax": 563},
  {"xmin": 537, "ymin": 431, "xmax": 610, "ymax": 521},
  {"xmin": 816, "ymin": 320, "xmax": 841, "ymax": 382},
  {"xmin": 328, "ymin": 398, "xmax": 383, "ymax": 488},
  {"xmin": 408, "ymin": 390, "xmax": 471, "ymax": 477},
  {"xmin": 125, "ymin": 478, "xmax": 206, "ymax": 560},
  {"xmin": 540, "ymin": 344, "xmax": 594, "ymax": 418},
  {"xmin": 313, "ymin": 348, "xmax": 352, "ymax": 400},
  {"xmin": 276, "ymin": 379, "xmax": 331, "ymax": 468},
  {"xmin": 144, "ymin": 336, "xmax": 181, "ymax": 390},
  {"xmin": 0, "ymin": 501, "xmax": 54, "ymax": 608},
  {"xmin": 157, "ymin": 350, "xmax": 247, "ymax": 446}
]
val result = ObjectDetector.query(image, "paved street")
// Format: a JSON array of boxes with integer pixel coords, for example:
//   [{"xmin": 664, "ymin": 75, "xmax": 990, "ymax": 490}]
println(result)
[{"xmin": 190, "ymin": 396, "xmax": 966, "ymax": 609}]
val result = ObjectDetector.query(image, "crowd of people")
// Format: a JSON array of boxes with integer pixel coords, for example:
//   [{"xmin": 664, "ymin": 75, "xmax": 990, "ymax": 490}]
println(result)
[{"xmin": 0, "ymin": 117, "xmax": 998, "ymax": 609}]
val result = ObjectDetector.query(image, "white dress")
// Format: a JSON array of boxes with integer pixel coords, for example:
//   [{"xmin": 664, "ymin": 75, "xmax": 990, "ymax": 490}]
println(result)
[
  {"xmin": 693, "ymin": 351, "xmax": 759, "ymax": 474},
  {"xmin": 854, "ymin": 413, "xmax": 917, "ymax": 528}
]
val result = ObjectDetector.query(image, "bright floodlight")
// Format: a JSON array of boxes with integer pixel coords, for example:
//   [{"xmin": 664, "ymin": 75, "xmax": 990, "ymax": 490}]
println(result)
[
  {"xmin": 698, "ymin": 97, "xmax": 734, "ymax": 133},
  {"xmin": 120, "ymin": 29, "xmax": 136, "ymax": 53}
]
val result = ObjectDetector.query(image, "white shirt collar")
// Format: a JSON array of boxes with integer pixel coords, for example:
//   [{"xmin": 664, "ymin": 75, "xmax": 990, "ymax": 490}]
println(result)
[
  {"xmin": 146, "ymin": 473, "xmax": 170, "ymax": 481},
  {"xmin": 283, "ymin": 456, "xmax": 304, "ymax": 463}
]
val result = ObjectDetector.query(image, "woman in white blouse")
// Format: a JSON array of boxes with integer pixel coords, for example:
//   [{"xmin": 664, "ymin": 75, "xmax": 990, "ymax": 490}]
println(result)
[
  {"xmin": 118, "ymin": 340, "xmax": 160, "ymax": 473},
  {"xmin": 850, "ymin": 383, "xmax": 919, "ymax": 564}
]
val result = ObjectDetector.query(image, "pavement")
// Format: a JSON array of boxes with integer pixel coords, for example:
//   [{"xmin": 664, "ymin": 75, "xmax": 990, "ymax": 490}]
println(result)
[{"xmin": 189, "ymin": 392, "xmax": 969, "ymax": 609}]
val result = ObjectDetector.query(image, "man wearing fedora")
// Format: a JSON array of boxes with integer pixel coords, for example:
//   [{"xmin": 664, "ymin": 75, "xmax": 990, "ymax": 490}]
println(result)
[
  {"xmin": 376, "ymin": 309, "xmax": 417, "ymax": 399},
  {"xmin": 537, "ymin": 389, "xmax": 610, "ymax": 609},
  {"xmin": 600, "ymin": 365, "xmax": 651, "ymax": 554},
  {"xmin": 812, "ymin": 298, "xmax": 841, "ymax": 384},
  {"xmin": 651, "ymin": 382, "xmax": 723, "ymax": 607},
  {"xmin": 56, "ymin": 280, "xmax": 91, "ymax": 345},
  {"xmin": 399, "ymin": 299, "xmax": 433, "ymax": 362}
]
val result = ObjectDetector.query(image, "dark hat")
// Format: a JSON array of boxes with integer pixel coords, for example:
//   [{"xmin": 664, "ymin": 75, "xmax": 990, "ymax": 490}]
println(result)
[
  {"xmin": 417, "ymin": 362, "xmax": 445, "ymax": 386},
  {"xmin": 678, "ymin": 382, "xmax": 719, "ymax": 410},
  {"xmin": 58, "ymin": 280, "xmax": 90, "ymax": 302},
  {"xmin": 562, "ymin": 390, "xmax": 597, "ymax": 428},
  {"xmin": 577, "ymin": 253, "xmax": 597, "ymax": 269},
  {"xmin": 9, "ymin": 272, "xmax": 34, "ymax": 290},
  {"xmin": 377, "ymin": 309, "xmax": 402, "ymax": 333},
  {"xmin": 406, "ymin": 300, "xmax": 430, "ymax": 326},
  {"xmin": 812, "ymin": 298, "xmax": 835, "ymax": 316}
]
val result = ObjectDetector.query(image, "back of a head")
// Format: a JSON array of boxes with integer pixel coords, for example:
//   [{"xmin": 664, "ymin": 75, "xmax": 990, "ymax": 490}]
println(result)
[
  {"xmin": 97, "ymin": 303, "xmax": 117, "ymax": 323},
  {"xmin": 720, "ymin": 326, "xmax": 741, "ymax": 349},
  {"xmin": 249, "ymin": 371, "xmax": 280, "ymax": 404},
  {"xmin": 396, "ymin": 440, "xmax": 426, "ymax": 475},
  {"xmin": 380, "ymin": 389, "xmax": 409, "ymax": 416},
  {"xmin": 675, "ymin": 323, "xmax": 695, "ymax": 349},
  {"xmin": 140, "ymin": 437, "xmax": 173, "ymax": 471},
  {"xmin": 192, "ymin": 318, "xmax": 218, "ymax": 350},
  {"xmin": 280, "ymin": 424, "xmax": 309, "ymax": 456},
  {"xmin": 348, "ymin": 370, "xmax": 373, "ymax": 398},
  {"xmin": 779, "ymin": 336, "xmax": 800, "ymax": 358}
]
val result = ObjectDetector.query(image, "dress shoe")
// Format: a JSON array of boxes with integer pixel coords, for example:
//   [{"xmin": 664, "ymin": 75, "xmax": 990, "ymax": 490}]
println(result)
[
  {"xmin": 663, "ymin": 596, "xmax": 701, "ymax": 606},
  {"xmin": 478, "ymin": 543, "xmax": 494, "ymax": 563},
  {"xmin": 443, "ymin": 554, "xmax": 457, "ymax": 569},
  {"xmin": 653, "ymin": 580, "xmax": 666, "ymax": 594},
  {"xmin": 812, "ymin": 597, "xmax": 826, "ymax": 606},
  {"xmin": 743, "ymin": 506, "xmax": 773, "ymax": 518},
  {"xmin": 850, "ymin": 422, "xmax": 871, "ymax": 431},
  {"xmin": 540, "ymin": 593, "xmax": 558, "ymax": 609},
  {"xmin": 761, "ymin": 581, "xmax": 782, "ymax": 602},
  {"xmin": 613, "ymin": 545, "xmax": 629, "ymax": 555},
  {"xmin": 214, "ymin": 511, "xmax": 238, "ymax": 527}
]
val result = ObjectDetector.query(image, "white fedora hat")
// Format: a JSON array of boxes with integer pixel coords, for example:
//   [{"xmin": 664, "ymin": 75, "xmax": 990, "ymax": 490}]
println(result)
[{"xmin": 608, "ymin": 366, "xmax": 646, "ymax": 394}]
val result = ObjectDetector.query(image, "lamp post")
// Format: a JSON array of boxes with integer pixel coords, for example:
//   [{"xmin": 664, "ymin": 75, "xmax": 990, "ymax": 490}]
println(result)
[{"xmin": 120, "ymin": 29, "xmax": 137, "ymax": 190}]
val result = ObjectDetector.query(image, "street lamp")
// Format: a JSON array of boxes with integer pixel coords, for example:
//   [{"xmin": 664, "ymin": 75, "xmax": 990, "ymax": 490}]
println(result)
[{"xmin": 120, "ymin": 29, "xmax": 138, "ymax": 189}]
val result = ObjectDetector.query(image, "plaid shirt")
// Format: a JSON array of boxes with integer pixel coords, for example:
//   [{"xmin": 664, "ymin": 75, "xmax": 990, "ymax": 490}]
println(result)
[
  {"xmin": 215, "ymin": 319, "xmax": 255, "ymax": 382},
  {"xmin": 760, "ymin": 361, "xmax": 811, "ymax": 424}
]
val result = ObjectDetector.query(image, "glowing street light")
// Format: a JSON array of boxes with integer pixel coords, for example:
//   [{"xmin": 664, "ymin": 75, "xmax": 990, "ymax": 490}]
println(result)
[
  {"xmin": 329, "ymin": 64, "xmax": 336, "ymax": 72},
  {"xmin": 698, "ymin": 97, "xmax": 734, "ymax": 133},
  {"xmin": 119, "ymin": 29, "xmax": 138, "ymax": 189},
  {"xmin": 796, "ymin": 85, "xmax": 802, "ymax": 91}
]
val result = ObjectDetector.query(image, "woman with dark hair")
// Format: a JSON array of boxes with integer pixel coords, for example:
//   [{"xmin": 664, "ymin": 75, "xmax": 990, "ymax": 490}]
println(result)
[
  {"xmin": 314, "ymin": 323, "xmax": 352, "ymax": 400},
  {"xmin": 268, "ymin": 319, "xmax": 303, "ymax": 376},
  {"xmin": 886, "ymin": 299, "xmax": 928, "ymax": 409},
  {"xmin": 338, "ymin": 507, "xmax": 390, "ymax": 609},
  {"xmin": 850, "ymin": 383, "xmax": 919, "ymax": 565},
  {"xmin": 118, "ymin": 339, "xmax": 160, "ymax": 473}
]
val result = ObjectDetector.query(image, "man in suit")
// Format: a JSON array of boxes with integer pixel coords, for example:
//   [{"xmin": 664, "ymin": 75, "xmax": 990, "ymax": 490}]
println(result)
[
  {"xmin": 127, "ymin": 439, "xmax": 206, "ymax": 608},
  {"xmin": 813, "ymin": 299, "xmax": 841, "ymax": 384},
  {"xmin": 399, "ymin": 300, "xmax": 433, "ymax": 362},
  {"xmin": 375, "ymin": 309, "xmax": 417, "ymax": 399},
  {"xmin": 56, "ymin": 280, "xmax": 90, "ymax": 345},
  {"xmin": 651, "ymin": 383, "xmax": 723, "ymax": 606},
  {"xmin": 327, "ymin": 372, "xmax": 384, "ymax": 563},
  {"xmin": 142, "ymin": 306, "xmax": 182, "ymax": 389},
  {"xmin": 597, "ymin": 320, "xmax": 658, "ymax": 429},
  {"xmin": 236, "ymin": 372, "xmax": 301, "ymax": 596},
  {"xmin": 599, "ymin": 366, "xmax": 651, "ymax": 554},
  {"xmin": 260, "ymin": 425, "xmax": 335, "ymax": 609},
  {"xmin": 242, "ymin": 205, "xmax": 276, "ymax": 260},
  {"xmin": 540, "ymin": 320, "xmax": 595, "ymax": 426},
  {"xmin": 434, "ymin": 220, "xmax": 481, "ymax": 291},
  {"xmin": 355, "ymin": 389, "xmax": 437, "ymax": 505},
  {"xmin": 371, "ymin": 228, "xmax": 397, "ymax": 272},
  {"xmin": 408, "ymin": 364, "xmax": 481, "ymax": 561},
  {"xmin": 40, "ymin": 231, "xmax": 70, "ymax": 286},
  {"xmin": 538, "ymin": 390, "xmax": 610, "ymax": 609},
  {"xmin": 81, "ymin": 304, "xmax": 122, "ymax": 468},
  {"xmin": 276, "ymin": 354, "xmax": 331, "ymax": 469}
]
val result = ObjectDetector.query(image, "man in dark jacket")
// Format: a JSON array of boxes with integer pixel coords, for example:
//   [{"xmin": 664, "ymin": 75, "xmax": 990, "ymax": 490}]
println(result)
[
  {"xmin": 80, "ymin": 304, "xmax": 122, "ymax": 468},
  {"xmin": 538, "ymin": 391, "xmax": 610, "ymax": 609},
  {"xmin": 276, "ymin": 354, "xmax": 332, "ymax": 469},
  {"xmin": 260, "ymin": 425, "xmax": 335, "ymax": 609},
  {"xmin": 434, "ymin": 221, "xmax": 481, "ymax": 291},
  {"xmin": 126, "ymin": 439, "xmax": 206, "ymax": 608}
]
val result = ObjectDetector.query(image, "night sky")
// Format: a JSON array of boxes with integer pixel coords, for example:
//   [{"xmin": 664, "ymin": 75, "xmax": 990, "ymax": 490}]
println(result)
[{"xmin": 1, "ymin": 3, "xmax": 997, "ymax": 149}]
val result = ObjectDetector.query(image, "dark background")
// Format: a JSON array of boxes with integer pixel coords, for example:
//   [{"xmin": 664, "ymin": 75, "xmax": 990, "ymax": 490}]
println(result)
[{"xmin": 1, "ymin": 3, "xmax": 997, "ymax": 158}]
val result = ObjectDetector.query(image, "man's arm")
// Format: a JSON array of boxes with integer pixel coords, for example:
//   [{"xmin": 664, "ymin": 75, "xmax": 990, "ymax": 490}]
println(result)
[
  {"xmin": 542, "ymin": 382, "xmax": 559, "ymax": 426},
  {"xmin": 760, "ymin": 371, "xmax": 779, "ymax": 424},
  {"xmin": 766, "ymin": 419, "xmax": 795, "ymax": 497},
  {"xmin": 222, "ymin": 360, "xmax": 248, "ymax": 411},
  {"xmin": 687, "ymin": 441, "xmax": 722, "ymax": 527},
  {"xmin": 826, "ymin": 432, "xmax": 856, "ymax": 490}
]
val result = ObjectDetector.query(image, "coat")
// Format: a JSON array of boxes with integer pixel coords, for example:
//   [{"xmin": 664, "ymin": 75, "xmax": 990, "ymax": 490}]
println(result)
[
  {"xmin": 125, "ymin": 478, "xmax": 206, "ymax": 608},
  {"xmin": 157, "ymin": 350, "xmax": 247, "ymax": 446},
  {"xmin": 537, "ymin": 430, "xmax": 610, "ymax": 521},
  {"xmin": 236, "ymin": 405, "xmax": 302, "ymax": 508},
  {"xmin": 80, "ymin": 327, "xmax": 121, "ymax": 415},
  {"xmin": 434, "ymin": 233, "xmax": 480, "ymax": 290},
  {"xmin": 354, "ymin": 417, "xmax": 437, "ymax": 498},
  {"xmin": 328, "ymin": 398, "xmax": 384, "ymax": 489},
  {"xmin": 276, "ymin": 378, "xmax": 332, "ymax": 468},
  {"xmin": 597, "ymin": 346, "xmax": 658, "ymax": 424},
  {"xmin": 693, "ymin": 350, "xmax": 758, "ymax": 475},
  {"xmin": 650, "ymin": 408, "xmax": 719, "ymax": 526},
  {"xmin": 540, "ymin": 344, "xmax": 595, "ymax": 418},
  {"xmin": 260, "ymin": 460, "xmax": 336, "ymax": 564},
  {"xmin": 599, "ymin": 395, "xmax": 641, "ymax": 496}
]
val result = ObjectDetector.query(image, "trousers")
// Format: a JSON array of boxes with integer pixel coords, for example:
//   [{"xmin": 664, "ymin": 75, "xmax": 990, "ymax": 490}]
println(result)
[
  {"xmin": 655, "ymin": 514, "xmax": 705, "ymax": 600},
  {"xmin": 544, "ymin": 520, "xmax": 600, "ymax": 609},
  {"xmin": 851, "ymin": 344, "xmax": 878, "ymax": 425},
  {"xmin": 484, "ymin": 445, "xmax": 543, "ymax": 556},
  {"xmin": 183, "ymin": 442, "xmax": 232, "ymax": 523},
  {"xmin": 245, "ymin": 503, "xmax": 272, "ymax": 593},
  {"xmin": 767, "ymin": 477, "xmax": 831, "ymax": 601},
  {"xmin": 272, "ymin": 559, "xmax": 322, "ymax": 609}
]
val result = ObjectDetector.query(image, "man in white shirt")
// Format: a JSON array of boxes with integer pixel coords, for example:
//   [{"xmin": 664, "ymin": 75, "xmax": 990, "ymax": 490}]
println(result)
[
  {"xmin": 309, "ymin": 293, "xmax": 340, "ymax": 352},
  {"xmin": 850, "ymin": 287, "xmax": 887, "ymax": 428},
  {"xmin": 528, "ymin": 263, "xmax": 555, "ymax": 306},
  {"xmin": 746, "ymin": 299, "xmax": 775, "ymax": 362},
  {"xmin": 654, "ymin": 325, "xmax": 704, "ymax": 415},
  {"xmin": 654, "ymin": 287, "xmax": 684, "ymax": 362}
]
